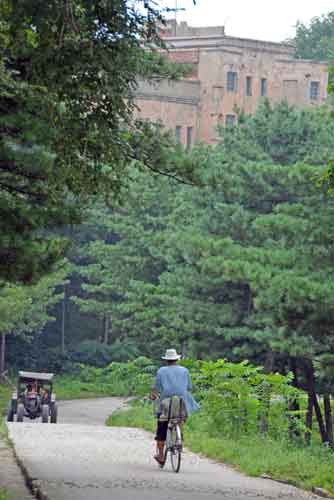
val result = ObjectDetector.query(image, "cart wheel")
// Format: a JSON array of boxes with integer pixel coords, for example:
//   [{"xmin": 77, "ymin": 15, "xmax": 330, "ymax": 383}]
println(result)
[
  {"xmin": 7, "ymin": 406, "xmax": 14, "ymax": 422},
  {"xmin": 42, "ymin": 404, "xmax": 49, "ymax": 423},
  {"xmin": 50, "ymin": 403, "xmax": 57, "ymax": 423},
  {"xmin": 17, "ymin": 403, "xmax": 24, "ymax": 422}
]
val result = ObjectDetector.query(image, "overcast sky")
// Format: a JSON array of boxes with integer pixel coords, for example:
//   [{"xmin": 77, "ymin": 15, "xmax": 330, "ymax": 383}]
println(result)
[{"xmin": 157, "ymin": 0, "xmax": 333, "ymax": 42}]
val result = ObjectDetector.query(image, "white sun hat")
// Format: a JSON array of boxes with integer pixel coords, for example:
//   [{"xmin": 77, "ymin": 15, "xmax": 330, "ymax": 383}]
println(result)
[{"xmin": 161, "ymin": 348, "xmax": 181, "ymax": 361}]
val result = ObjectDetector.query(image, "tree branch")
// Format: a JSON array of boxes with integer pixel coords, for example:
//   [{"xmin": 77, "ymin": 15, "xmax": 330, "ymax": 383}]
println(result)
[
  {"xmin": 0, "ymin": 161, "xmax": 48, "ymax": 181},
  {"xmin": 143, "ymin": 162, "xmax": 199, "ymax": 186},
  {"xmin": 0, "ymin": 180, "xmax": 48, "ymax": 200}
]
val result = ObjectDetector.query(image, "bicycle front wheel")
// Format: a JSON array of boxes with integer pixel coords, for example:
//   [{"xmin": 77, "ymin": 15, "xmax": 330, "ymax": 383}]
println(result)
[{"xmin": 170, "ymin": 424, "xmax": 182, "ymax": 473}]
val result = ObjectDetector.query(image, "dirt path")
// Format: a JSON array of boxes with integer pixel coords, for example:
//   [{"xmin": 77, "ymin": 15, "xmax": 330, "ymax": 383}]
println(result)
[{"xmin": 7, "ymin": 398, "xmax": 320, "ymax": 500}]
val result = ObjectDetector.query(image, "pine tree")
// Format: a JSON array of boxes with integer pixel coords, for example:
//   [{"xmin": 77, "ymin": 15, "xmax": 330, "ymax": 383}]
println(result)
[
  {"xmin": 0, "ymin": 1, "xmax": 197, "ymax": 282},
  {"xmin": 0, "ymin": 261, "xmax": 70, "ymax": 376}
]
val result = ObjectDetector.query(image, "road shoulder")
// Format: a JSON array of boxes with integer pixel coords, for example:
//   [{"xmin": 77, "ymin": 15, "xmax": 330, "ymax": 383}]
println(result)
[{"xmin": 0, "ymin": 434, "xmax": 34, "ymax": 500}]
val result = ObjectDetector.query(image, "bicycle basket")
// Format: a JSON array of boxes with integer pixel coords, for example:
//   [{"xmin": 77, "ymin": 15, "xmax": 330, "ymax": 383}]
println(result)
[{"xmin": 158, "ymin": 396, "xmax": 188, "ymax": 422}]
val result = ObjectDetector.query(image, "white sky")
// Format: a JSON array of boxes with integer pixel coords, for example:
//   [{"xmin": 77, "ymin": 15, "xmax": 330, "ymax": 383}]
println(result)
[{"xmin": 157, "ymin": 0, "xmax": 334, "ymax": 42}]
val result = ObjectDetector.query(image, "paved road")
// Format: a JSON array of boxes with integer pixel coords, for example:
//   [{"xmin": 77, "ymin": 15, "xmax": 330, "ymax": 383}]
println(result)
[{"xmin": 8, "ymin": 398, "xmax": 319, "ymax": 500}]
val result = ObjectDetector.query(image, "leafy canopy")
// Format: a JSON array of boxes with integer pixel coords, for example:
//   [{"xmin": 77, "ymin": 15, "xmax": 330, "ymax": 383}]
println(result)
[{"xmin": 0, "ymin": 0, "xmax": 197, "ymax": 282}]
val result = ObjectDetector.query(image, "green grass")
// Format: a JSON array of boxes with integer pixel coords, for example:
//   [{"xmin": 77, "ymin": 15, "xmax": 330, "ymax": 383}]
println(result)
[
  {"xmin": 54, "ymin": 374, "xmax": 131, "ymax": 400},
  {"xmin": 107, "ymin": 401, "xmax": 334, "ymax": 496},
  {"xmin": 0, "ymin": 489, "xmax": 11, "ymax": 500},
  {"xmin": 0, "ymin": 384, "xmax": 11, "ymax": 415},
  {"xmin": 0, "ymin": 384, "xmax": 11, "ymax": 440},
  {"xmin": 54, "ymin": 377, "xmax": 112, "ymax": 400},
  {"xmin": 0, "ymin": 385, "xmax": 12, "ymax": 500}
]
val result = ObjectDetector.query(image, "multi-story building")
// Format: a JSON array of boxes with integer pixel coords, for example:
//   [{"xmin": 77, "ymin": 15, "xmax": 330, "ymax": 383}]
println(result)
[{"xmin": 135, "ymin": 21, "xmax": 328, "ymax": 147}]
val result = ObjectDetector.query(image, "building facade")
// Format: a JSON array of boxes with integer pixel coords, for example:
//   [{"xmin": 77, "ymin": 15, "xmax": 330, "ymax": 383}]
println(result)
[{"xmin": 135, "ymin": 22, "xmax": 328, "ymax": 147}]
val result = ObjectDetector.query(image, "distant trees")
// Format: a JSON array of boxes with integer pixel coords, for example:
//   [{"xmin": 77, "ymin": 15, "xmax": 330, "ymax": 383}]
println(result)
[
  {"xmin": 66, "ymin": 101, "xmax": 334, "ymax": 444},
  {"xmin": 0, "ymin": 0, "xmax": 200, "ymax": 376},
  {"xmin": 293, "ymin": 11, "xmax": 334, "ymax": 60},
  {"xmin": 4, "ymin": 97, "xmax": 334, "ymax": 444},
  {"xmin": 0, "ymin": 263, "xmax": 69, "ymax": 377}
]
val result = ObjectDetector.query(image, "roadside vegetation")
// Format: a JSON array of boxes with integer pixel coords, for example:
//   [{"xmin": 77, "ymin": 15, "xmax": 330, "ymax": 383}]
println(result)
[
  {"xmin": 0, "ymin": 384, "xmax": 11, "ymax": 439},
  {"xmin": 0, "ymin": 490, "xmax": 10, "ymax": 500},
  {"xmin": 5, "ymin": 100, "xmax": 334, "ymax": 450},
  {"xmin": 109, "ymin": 401, "xmax": 334, "ymax": 495},
  {"xmin": 105, "ymin": 358, "xmax": 334, "ymax": 496},
  {"xmin": 54, "ymin": 358, "xmax": 154, "ymax": 400}
]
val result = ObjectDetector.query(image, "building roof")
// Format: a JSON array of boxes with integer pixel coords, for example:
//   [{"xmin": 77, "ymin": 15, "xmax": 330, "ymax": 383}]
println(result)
[
  {"xmin": 163, "ymin": 21, "xmax": 295, "ymax": 57},
  {"xmin": 18, "ymin": 371, "xmax": 54, "ymax": 382}
]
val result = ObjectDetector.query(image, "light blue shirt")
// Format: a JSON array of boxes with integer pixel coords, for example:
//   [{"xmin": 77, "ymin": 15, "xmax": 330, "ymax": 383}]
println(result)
[{"xmin": 155, "ymin": 365, "xmax": 200, "ymax": 415}]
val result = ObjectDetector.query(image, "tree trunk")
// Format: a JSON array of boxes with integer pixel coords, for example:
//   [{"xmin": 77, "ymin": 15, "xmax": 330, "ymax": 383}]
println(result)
[
  {"xmin": 248, "ymin": 286, "xmax": 253, "ymax": 315},
  {"xmin": 313, "ymin": 395, "xmax": 327, "ymax": 443},
  {"xmin": 61, "ymin": 285, "xmax": 66, "ymax": 354},
  {"xmin": 0, "ymin": 332, "xmax": 6, "ymax": 379},
  {"xmin": 264, "ymin": 350, "xmax": 275, "ymax": 374},
  {"xmin": 305, "ymin": 393, "xmax": 313, "ymax": 446},
  {"xmin": 103, "ymin": 314, "xmax": 109, "ymax": 345},
  {"xmin": 324, "ymin": 394, "xmax": 333, "ymax": 447},
  {"xmin": 304, "ymin": 361, "xmax": 327, "ymax": 443},
  {"xmin": 180, "ymin": 338, "xmax": 187, "ymax": 359},
  {"xmin": 288, "ymin": 357, "xmax": 301, "ymax": 440}
]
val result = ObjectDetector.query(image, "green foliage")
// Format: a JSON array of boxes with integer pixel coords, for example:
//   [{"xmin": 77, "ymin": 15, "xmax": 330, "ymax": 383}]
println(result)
[
  {"xmin": 223, "ymin": 100, "xmax": 334, "ymax": 165},
  {"xmin": 0, "ymin": 1, "xmax": 197, "ymax": 282},
  {"xmin": 56, "ymin": 357, "xmax": 157, "ymax": 399},
  {"xmin": 105, "ymin": 356, "xmax": 303, "ymax": 442},
  {"xmin": 291, "ymin": 9, "xmax": 334, "ymax": 147},
  {"xmin": 6, "ymin": 100, "xmax": 334, "ymax": 444},
  {"xmin": 71, "ymin": 340, "xmax": 139, "ymax": 367},
  {"xmin": 65, "ymin": 101, "xmax": 334, "ymax": 445},
  {"xmin": 292, "ymin": 11, "xmax": 334, "ymax": 61},
  {"xmin": 0, "ymin": 261, "xmax": 70, "ymax": 374},
  {"xmin": 189, "ymin": 359, "xmax": 302, "ymax": 440},
  {"xmin": 0, "ymin": 262, "xmax": 69, "ymax": 335},
  {"xmin": 65, "ymin": 103, "xmax": 334, "ymax": 386},
  {"xmin": 0, "ymin": 383, "xmax": 11, "ymax": 416},
  {"xmin": 0, "ymin": 489, "xmax": 10, "ymax": 500}
]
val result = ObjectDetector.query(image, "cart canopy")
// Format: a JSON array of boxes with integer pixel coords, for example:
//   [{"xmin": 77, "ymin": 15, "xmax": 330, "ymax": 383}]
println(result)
[{"xmin": 18, "ymin": 371, "xmax": 54, "ymax": 383}]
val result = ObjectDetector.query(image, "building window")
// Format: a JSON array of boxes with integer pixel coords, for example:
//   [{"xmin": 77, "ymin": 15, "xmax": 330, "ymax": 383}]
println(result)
[
  {"xmin": 186, "ymin": 126, "xmax": 193, "ymax": 150},
  {"xmin": 226, "ymin": 114, "xmax": 236, "ymax": 126},
  {"xmin": 310, "ymin": 81, "xmax": 320, "ymax": 100},
  {"xmin": 246, "ymin": 76, "xmax": 252, "ymax": 96},
  {"xmin": 227, "ymin": 71, "xmax": 238, "ymax": 92},
  {"xmin": 261, "ymin": 78, "xmax": 268, "ymax": 97},
  {"xmin": 175, "ymin": 126, "xmax": 182, "ymax": 143}
]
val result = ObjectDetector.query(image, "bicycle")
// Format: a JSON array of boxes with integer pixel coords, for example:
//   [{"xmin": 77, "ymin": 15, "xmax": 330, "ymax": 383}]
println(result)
[
  {"xmin": 165, "ymin": 417, "xmax": 183, "ymax": 472},
  {"xmin": 149, "ymin": 394, "xmax": 186, "ymax": 473}
]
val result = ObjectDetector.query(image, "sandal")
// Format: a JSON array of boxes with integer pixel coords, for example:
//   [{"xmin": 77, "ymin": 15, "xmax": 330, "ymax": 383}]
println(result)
[{"xmin": 154, "ymin": 454, "xmax": 165, "ymax": 465}]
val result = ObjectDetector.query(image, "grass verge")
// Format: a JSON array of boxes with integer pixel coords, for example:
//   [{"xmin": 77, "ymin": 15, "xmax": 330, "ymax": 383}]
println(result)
[
  {"xmin": 0, "ymin": 384, "xmax": 11, "ymax": 440},
  {"xmin": 107, "ymin": 400, "xmax": 334, "ymax": 496},
  {"xmin": 54, "ymin": 375, "xmax": 128, "ymax": 400},
  {"xmin": 0, "ymin": 489, "xmax": 11, "ymax": 500}
]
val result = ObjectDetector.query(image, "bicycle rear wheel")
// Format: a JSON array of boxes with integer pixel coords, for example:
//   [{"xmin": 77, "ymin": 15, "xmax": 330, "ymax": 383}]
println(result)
[{"xmin": 170, "ymin": 424, "xmax": 182, "ymax": 473}]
